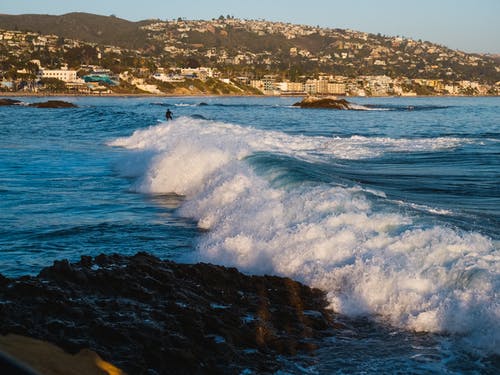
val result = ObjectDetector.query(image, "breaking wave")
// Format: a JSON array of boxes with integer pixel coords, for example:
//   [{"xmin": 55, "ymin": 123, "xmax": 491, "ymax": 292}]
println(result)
[{"xmin": 109, "ymin": 117, "xmax": 499, "ymax": 354}]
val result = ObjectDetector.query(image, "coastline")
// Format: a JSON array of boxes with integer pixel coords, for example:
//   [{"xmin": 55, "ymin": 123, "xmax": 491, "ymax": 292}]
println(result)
[
  {"xmin": 0, "ymin": 92, "xmax": 266, "ymax": 98},
  {"xmin": 1, "ymin": 91, "xmax": 498, "ymax": 99}
]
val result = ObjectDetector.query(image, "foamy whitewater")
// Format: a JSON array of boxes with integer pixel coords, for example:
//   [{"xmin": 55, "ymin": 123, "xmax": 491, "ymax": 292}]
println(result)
[
  {"xmin": 110, "ymin": 115, "xmax": 498, "ymax": 355},
  {"xmin": 1, "ymin": 96, "xmax": 499, "ymax": 373}
]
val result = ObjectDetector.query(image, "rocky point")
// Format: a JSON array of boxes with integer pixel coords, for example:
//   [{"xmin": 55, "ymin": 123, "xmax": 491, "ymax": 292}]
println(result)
[{"xmin": 0, "ymin": 252, "xmax": 342, "ymax": 374}]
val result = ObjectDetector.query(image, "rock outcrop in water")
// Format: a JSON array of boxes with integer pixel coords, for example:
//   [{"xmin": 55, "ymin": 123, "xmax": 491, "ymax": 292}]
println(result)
[
  {"xmin": 28, "ymin": 100, "xmax": 77, "ymax": 108},
  {"xmin": 0, "ymin": 98, "xmax": 77, "ymax": 108},
  {"xmin": 293, "ymin": 96, "xmax": 353, "ymax": 110},
  {"xmin": 0, "ymin": 252, "xmax": 340, "ymax": 374},
  {"xmin": 0, "ymin": 98, "xmax": 22, "ymax": 106}
]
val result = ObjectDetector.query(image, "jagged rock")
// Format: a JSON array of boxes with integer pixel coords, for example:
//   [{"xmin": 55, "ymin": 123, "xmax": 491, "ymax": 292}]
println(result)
[
  {"xmin": 28, "ymin": 100, "xmax": 77, "ymax": 108},
  {"xmin": 293, "ymin": 96, "xmax": 353, "ymax": 109},
  {"xmin": 0, "ymin": 252, "xmax": 341, "ymax": 374}
]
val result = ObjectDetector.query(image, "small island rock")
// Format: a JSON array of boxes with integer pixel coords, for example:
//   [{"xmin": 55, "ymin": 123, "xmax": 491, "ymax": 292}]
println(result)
[
  {"xmin": 0, "ymin": 98, "xmax": 22, "ymax": 106},
  {"xmin": 293, "ymin": 96, "xmax": 353, "ymax": 110},
  {"xmin": 29, "ymin": 100, "xmax": 77, "ymax": 108}
]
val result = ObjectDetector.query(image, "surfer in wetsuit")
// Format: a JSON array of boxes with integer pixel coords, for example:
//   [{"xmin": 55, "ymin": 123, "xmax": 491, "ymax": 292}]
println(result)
[{"xmin": 166, "ymin": 109, "xmax": 173, "ymax": 120}]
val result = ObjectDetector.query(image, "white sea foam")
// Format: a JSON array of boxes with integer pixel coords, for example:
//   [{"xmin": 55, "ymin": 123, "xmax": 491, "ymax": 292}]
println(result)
[
  {"xmin": 109, "ymin": 117, "xmax": 465, "ymax": 163},
  {"xmin": 322, "ymin": 135, "xmax": 466, "ymax": 159},
  {"xmin": 174, "ymin": 103, "xmax": 199, "ymax": 107},
  {"xmin": 110, "ymin": 117, "xmax": 499, "ymax": 353},
  {"xmin": 347, "ymin": 103, "xmax": 390, "ymax": 111},
  {"xmin": 392, "ymin": 199, "xmax": 454, "ymax": 216}
]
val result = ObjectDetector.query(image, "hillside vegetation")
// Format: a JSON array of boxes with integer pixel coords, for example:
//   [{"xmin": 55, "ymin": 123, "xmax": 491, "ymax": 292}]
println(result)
[
  {"xmin": 0, "ymin": 13, "xmax": 498, "ymax": 86},
  {"xmin": 0, "ymin": 12, "xmax": 150, "ymax": 49}
]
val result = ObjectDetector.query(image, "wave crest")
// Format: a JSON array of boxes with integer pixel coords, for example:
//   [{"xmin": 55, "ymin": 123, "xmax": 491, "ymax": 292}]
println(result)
[{"xmin": 110, "ymin": 117, "xmax": 499, "ymax": 353}]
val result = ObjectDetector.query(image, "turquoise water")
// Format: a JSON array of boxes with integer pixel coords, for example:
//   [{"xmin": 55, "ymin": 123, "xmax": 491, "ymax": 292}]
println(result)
[{"xmin": 0, "ymin": 96, "xmax": 498, "ymax": 373}]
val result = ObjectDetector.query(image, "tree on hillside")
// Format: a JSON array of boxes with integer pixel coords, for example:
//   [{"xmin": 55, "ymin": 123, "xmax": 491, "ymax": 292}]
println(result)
[
  {"xmin": 40, "ymin": 77, "xmax": 67, "ymax": 92},
  {"xmin": 183, "ymin": 58, "xmax": 201, "ymax": 68},
  {"xmin": 64, "ymin": 46, "xmax": 98, "ymax": 68},
  {"xmin": 24, "ymin": 61, "xmax": 40, "ymax": 79}
]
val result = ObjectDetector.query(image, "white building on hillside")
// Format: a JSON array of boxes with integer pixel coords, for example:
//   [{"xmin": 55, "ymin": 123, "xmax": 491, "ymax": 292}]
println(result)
[
  {"xmin": 180, "ymin": 67, "xmax": 215, "ymax": 80},
  {"xmin": 38, "ymin": 67, "xmax": 78, "ymax": 82}
]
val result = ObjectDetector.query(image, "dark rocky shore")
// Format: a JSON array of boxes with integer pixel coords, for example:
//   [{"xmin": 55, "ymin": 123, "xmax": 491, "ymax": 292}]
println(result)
[{"xmin": 0, "ymin": 252, "xmax": 341, "ymax": 374}]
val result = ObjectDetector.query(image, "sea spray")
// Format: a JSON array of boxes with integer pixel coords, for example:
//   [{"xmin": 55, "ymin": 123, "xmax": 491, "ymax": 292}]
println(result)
[{"xmin": 110, "ymin": 116, "xmax": 499, "ymax": 354}]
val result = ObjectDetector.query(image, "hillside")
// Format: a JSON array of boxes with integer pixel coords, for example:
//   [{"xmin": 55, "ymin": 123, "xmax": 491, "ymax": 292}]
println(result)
[
  {"xmin": 0, "ymin": 12, "xmax": 150, "ymax": 49},
  {"xmin": 0, "ymin": 13, "xmax": 498, "ymax": 85}
]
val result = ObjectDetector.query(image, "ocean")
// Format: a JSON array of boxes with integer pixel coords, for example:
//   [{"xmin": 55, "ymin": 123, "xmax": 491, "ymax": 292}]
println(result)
[{"xmin": 0, "ymin": 96, "xmax": 498, "ymax": 373}]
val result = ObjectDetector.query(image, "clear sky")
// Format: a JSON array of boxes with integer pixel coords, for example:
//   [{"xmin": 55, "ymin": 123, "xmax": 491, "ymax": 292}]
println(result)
[{"xmin": 1, "ymin": 0, "xmax": 499, "ymax": 54}]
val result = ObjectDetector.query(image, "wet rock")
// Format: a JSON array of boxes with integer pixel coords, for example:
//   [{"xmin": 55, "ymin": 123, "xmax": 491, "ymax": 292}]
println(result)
[
  {"xmin": 0, "ymin": 98, "xmax": 77, "ymax": 108},
  {"xmin": 0, "ymin": 274, "xmax": 9, "ymax": 287},
  {"xmin": 293, "ymin": 95, "xmax": 353, "ymax": 109},
  {"xmin": 0, "ymin": 98, "xmax": 23, "ymax": 106},
  {"xmin": 0, "ymin": 252, "xmax": 342, "ymax": 374},
  {"xmin": 28, "ymin": 100, "xmax": 77, "ymax": 108}
]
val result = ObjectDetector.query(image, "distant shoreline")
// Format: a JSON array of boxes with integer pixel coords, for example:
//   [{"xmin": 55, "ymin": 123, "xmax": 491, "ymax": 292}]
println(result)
[
  {"xmin": 0, "ymin": 92, "xmax": 265, "ymax": 98},
  {"xmin": 1, "ymin": 92, "xmax": 498, "ymax": 99}
]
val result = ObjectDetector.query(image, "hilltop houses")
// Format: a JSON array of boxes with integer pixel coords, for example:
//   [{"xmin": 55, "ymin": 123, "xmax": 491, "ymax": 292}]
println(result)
[{"xmin": 0, "ymin": 18, "xmax": 498, "ymax": 96}]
